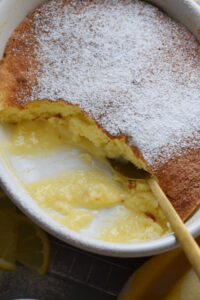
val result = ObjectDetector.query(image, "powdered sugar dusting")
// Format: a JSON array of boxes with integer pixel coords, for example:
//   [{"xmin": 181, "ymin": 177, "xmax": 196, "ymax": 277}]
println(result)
[{"xmin": 29, "ymin": 0, "xmax": 200, "ymax": 166}]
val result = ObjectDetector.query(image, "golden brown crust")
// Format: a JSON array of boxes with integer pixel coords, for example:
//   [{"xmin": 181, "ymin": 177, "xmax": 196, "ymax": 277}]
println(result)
[
  {"xmin": 0, "ymin": 7, "xmax": 39, "ymax": 108},
  {"xmin": 154, "ymin": 148, "xmax": 200, "ymax": 220}
]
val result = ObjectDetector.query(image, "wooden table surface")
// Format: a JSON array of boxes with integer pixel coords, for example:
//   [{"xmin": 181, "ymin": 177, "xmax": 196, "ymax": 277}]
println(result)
[{"xmin": 0, "ymin": 234, "xmax": 148, "ymax": 300}]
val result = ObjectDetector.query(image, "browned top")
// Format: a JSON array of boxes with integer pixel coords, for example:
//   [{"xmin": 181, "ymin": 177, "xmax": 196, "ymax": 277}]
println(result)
[{"xmin": 154, "ymin": 148, "xmax": 200, "ymax": 220}]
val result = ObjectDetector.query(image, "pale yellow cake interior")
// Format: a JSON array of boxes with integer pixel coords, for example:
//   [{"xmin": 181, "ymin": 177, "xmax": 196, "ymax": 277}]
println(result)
[{"xmin": 0, "ymin": 100, "xmax": 147, "ymax": 170}]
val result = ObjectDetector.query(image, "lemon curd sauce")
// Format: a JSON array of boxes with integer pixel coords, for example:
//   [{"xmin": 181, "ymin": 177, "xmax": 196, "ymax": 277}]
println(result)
[{"xmin": 7, "ymin": 118, "xmax": 170, "ymax": 243}]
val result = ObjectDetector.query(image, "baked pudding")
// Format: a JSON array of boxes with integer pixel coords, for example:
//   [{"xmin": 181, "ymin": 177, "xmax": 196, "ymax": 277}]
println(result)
[{"xmin": 0, "ymin": 0, "xmax": 199, "ymax": 242}]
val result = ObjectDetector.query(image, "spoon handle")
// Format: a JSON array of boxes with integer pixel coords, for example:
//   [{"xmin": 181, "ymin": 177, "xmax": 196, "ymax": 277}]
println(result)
[{"xmin": 148, "ymin": 177, "xmax": 200, "ymax": 279}]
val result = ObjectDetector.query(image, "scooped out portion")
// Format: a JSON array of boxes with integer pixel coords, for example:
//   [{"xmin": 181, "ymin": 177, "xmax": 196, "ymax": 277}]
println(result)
[
  {"xmin": 6, "ymin": 104, "xmax": 147, "ymax": 171},
  {"xmin": 7, "ymin": 117, "xmax": 170, "ymax": 243}
]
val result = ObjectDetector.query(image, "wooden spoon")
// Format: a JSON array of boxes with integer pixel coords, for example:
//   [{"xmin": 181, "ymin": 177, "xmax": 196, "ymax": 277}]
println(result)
[{"xmin": 108, "ymin": 157, "xmax": 200, "ymax": 279}]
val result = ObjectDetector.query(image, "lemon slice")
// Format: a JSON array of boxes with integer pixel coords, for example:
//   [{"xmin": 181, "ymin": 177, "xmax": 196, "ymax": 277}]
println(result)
[
  {"xmin": 0, "ymin": 192, "xmax": 50, "ymax": 274},
  {"xmin": 16, "ymin": 216, "xmax": 50, "ymax": 275}
]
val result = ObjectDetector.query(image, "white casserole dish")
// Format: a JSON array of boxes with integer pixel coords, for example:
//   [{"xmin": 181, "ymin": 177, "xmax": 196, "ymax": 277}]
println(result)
[{"xmin": 0, "ymin": 0, "xmax": 199, "ymax": 257}]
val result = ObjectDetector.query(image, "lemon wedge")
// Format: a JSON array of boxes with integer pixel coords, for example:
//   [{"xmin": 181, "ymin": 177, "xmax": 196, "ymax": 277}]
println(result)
[
  {"xmin": 0, "ymin": 192, "xmax": 50, "ymax": 275},
  {"xmin": 16, "ymin": 216, "xmax": 50, "ymax": 275}
]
